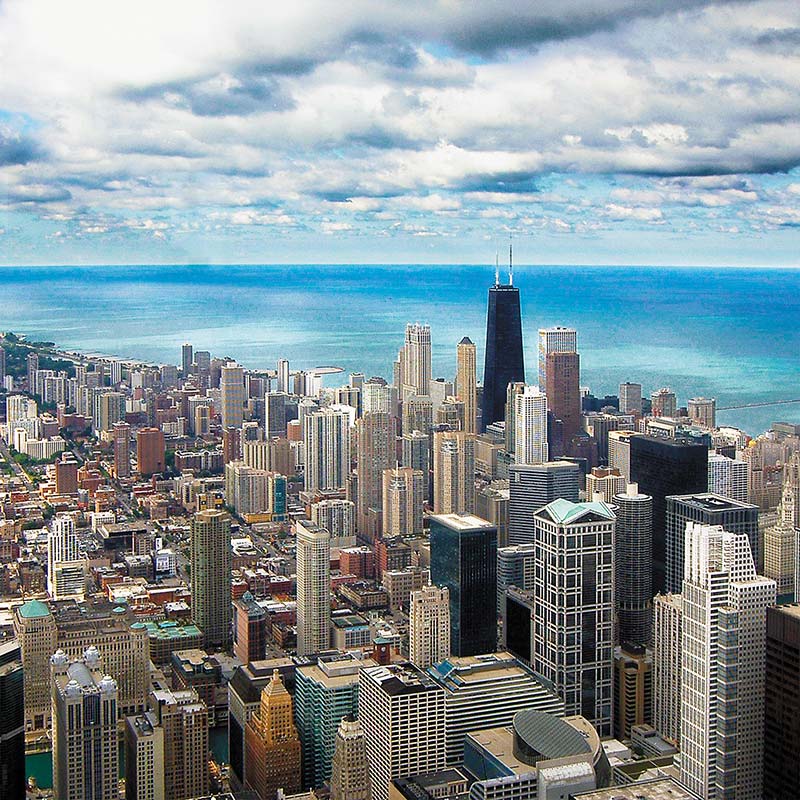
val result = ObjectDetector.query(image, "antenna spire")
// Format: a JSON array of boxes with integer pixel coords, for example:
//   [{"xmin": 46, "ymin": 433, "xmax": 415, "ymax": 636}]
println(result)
[
  {"xmin": 494, "ymin": 251, "xmax": 499, "ymax": 286},
  {"xmin": 508, "ymin": 235, "xmax": 513, "ymax": 285}
]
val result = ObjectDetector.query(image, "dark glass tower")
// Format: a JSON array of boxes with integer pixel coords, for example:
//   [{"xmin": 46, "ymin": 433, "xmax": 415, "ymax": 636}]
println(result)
[
  {"xmin": 0, "ymin": 640, "xmax": 24, "ymax": 800},
  {"xmin": 482, "ymin": 263, "xmax": 525, "ymax": 431},
  {"xmin": 430, "ymin": 513, "xmax": 497, "ymax": 656}
]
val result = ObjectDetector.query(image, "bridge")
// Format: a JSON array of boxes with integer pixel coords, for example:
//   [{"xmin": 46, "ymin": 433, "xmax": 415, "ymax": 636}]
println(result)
[{"xmin": 717, "ymin": 399, "xmax": 800, "ymax": 411}]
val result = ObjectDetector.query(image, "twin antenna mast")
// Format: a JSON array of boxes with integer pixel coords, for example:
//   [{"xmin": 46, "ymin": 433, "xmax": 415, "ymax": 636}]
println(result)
[{"xmin": 494, "ymin": 235, "xmax": 514, "ymax": 286}]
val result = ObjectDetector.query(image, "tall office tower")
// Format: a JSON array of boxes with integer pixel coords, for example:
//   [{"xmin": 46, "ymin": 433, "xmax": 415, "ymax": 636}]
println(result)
[
  {"xmin": 304, "ymin": 408, "xmax": 351, "ymax": 492},
  {"xmin": 430, "ymin": 513, "xmax": 497, "ymax": 656},
  {"xmin": 436, "ymin": 397, "xmax": 465, "ymax": 430},
  {"xmin": 664, "ymin": 493, "xmax": 758, "ymax": 595},
  {"xmin": 707, "ymin": 452, "xmax": 748, "ymax": 503},
  {"xmin": 613, "ymin": 643, "xmax": 652, "ymax": 741},
  {"xmin": 507, "ymin": 461, "xmax": 580, "ymax": 546},
  {"xmin": 545, "ymin": 350, "xmax": 581, "ymax": 446},
  {"xmin": 223, "ymin": 426, "xmax": 243, "ymax": 464},
  {"xmin": 190, "ymin": 509, "xmax": 232, "ymax": 650},
  {"xmin": 14, "ymin": 600, "xmax": 57, "ymax": 731},
  {"xmin": 48, "ymin": 515, "xmax": 85, "ymax": 600},
  {"xmin": 456, "ymin": 337, "xmax": 478, "ymax": 434},
  {"xmin": 54, "ymin": 454, "xmax": 79, "ymax": 495},
  {"xmin": 533, "ymin": 499, "xmax": 616, "ymax": 736},
  {"xmin": 613, "ymin": 485, "xmax": 653, "ymax": 645},
  {"xmin": 359, "ymin": 663, "xmax": 446, "ymax": 800},
  {"xmin": 295, "ymin": 654, "xmax": 370, "ymax": 788},
  {"xmin": 296, "ymin": 519, "xmax": 331, "ymax": 656},
  {"xmin": 482, "ymin": 266, "xmax": 525, "ymax": 430},
  {"xmin": 93, "ymin": 389, "xmax": 125, "ymax": 432},
  {"xmin": 502, "ymin": 380, "xmax": 524, "ymax": 454},
  {"xmin": 496, "ymin": 543, "xmax": 536, "ymax": 617},
  {"xmin": 586, "ymin": 467, "xmax": 627, "ymax": 504},
  {"xmin": 401, "ymin": 323, "xmax": 432, "ymax": 399},
  {"xmin": 514, "ymin": 385, "xmax": 549, "ymax": 465},
  {"xmin": 0, "ymin": 345, "xmax": 5, "ymax": 386},
  {"xmin": 537, "ymin": 326, "xmax": 577, "ymax": 390},
  {"xmin": 764, "ymin": 452, "xmax": 800, "ymax": 601},
  {"xmin": 221, "ymin": 362, "xmax": 246, "ymax": 429},
  {"xmin": 356, "ymin": 412, "xmax": 395, "ymax": 539},
  {"xmin": 265, "ymin": 392, "xmax": 288, "ymax": 438},
  {"xmin": 433, "ymin": 430, "xmax": 476, "ymax": 514},
  {"xmin": 233, "ymin": 592, "xmax": 268, "ymax": 664},
  {"xmin": 429, "ymin": 377, "xmax": 454, "ymax": 412},
  {"xmin": 0, "ymin": 640, "xmax": 24, "ymax": 800},
  {"xmin": 688, "ymin": 397, "xmax": 717, "ymax": 428},
  {"xmin": 330, "ymin": 717, "xmax": 372, "ymax": 800},
  {"xmin": 652, "ymin": 593, "xmax": 683, "ymax": 745},
  {"xmin": 108, "ymin": 358, "xmax": 122, "ymax": 386},
  {"xmin": 619, "ymin": 382, "xmax": 642, "ymax": 415},
  {"xmin": 311, "ymin": 499, "xmax": 357, "ymax": 547},
  {"xmin": 181, "ymin": 343, "xmax": 193, "ymax": 376},
  {"xmin": 112, "ymin": 420, "xmax": 131, "ymax": 479},
  {"xmin": 125, "ymin": 712, "xmax": 166, "ymax": 800},
  {"xmin": 630, "ymin": 436, "xmax": 708, "ymax": 593},
  {"xmin": 244, "ymin": 670, "xmax": 302, "ymax": 800},
  {"xmin": 409, "ymin": 585, "xmax": 451, "ymax": 668},
  {"xmin": 608, "ymin": 430, "xmax": 637, "ymax": 481},
  {"xmin": 27, "ymin": 351, "xmax": 38, "ymax": 390},
  {"xmin": 336, "ymin": 385, "xmax": 362, "ymax": 415},
  {"xmin": 195, "ymin": 349, "xmax": 211, "ymax": 373},
  {"xmin": 402, "ymin": 394, "xmax": 433, "ymax": 435},
  {"xmin": 137, "ymin": 426, "xmax": 165, "ymax": 476},
  {"xmin": 764, "ymin": 604, "xmax": 800, "ymax": 799},
  {"xmin": 276, "ymin": 358, "xmax": 290, "ymax": 393},
  {"xmin": 150, "ymin": 686, "xmax": 209, "ymax": 800},
  {"xmin": 160, "ymin": 363, "xmax": 178, "ymax": 388},
  {"xmin": 362, "ymin": 381, "xmax": 392, "ymax": 415},
  {"xmin": 679, "ymin": 523, "xmax": 775, "ymax": 800},
  {"xmin": 382, "ymin": 467, "xmax": 424, "ymax": 538},
  {"xmin": 52, "ymin": 647, "xmax": 119, "ymax": 800},
  {"xmin": 402, "ymin": 430, "xmax": 429, "ymax": 471},
  {"xmin": 650, "ymin": 387, "xmax": 677, "ymax": 418}
]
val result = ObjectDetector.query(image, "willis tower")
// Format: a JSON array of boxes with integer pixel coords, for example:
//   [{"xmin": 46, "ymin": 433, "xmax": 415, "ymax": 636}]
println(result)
[{"xmin": 482, "ymin": 244, "xmax": 525, "ymax": 430}]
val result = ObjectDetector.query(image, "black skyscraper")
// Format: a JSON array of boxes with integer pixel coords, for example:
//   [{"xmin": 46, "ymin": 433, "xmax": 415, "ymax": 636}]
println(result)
[
  {"xmin": 0, "ymin": 640, "xmax": 24, "ymax": 800},
  {"xmin": 482, "ymin": 263, "xmax": 524, "ymax": 431},
  {"xmin": 629, "ymin": 435, "xmax": 708, "ymax": 594}
]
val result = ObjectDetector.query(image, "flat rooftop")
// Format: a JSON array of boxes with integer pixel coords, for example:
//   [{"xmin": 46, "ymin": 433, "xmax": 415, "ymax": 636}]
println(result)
[
  {"xmin": 430, "ymin": 513, "xmax": 494, "ymax": 530},
  {"xmin": 573, "ymin": 777, "xmax": 700, "ymax": 799}
]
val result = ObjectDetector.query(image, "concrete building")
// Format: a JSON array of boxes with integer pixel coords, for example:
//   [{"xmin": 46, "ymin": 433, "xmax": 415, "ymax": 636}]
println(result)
[
  {"xmin": 456, "ymin": 337, "xmax": 477, "ymax": 435},
  {"xmin": 513, "ymin": 385, "xmax": 548, "ymax": 465},
  {"xmin": 382, "ymin": 467, "xmax": 424, "ymax": 538},
  {"xmin": 331, "ymin": 716, "xmax": 373, "ymax": 800},
  {"xmin": 112, "ymin": 420, "xmax": 131, "ymax": 479},
  {"xmin": 679, "ymin": 523, "xmax": 775, "ymax": 800},
  {"xmin": 296, "ymin": 519, "xmax": 331, "ymax": 656},
  {"xmin": 311, "ymin": 499, "xmax": 357, "ymax": 549},
  {"xmin": 707, "ymin": 452, "xmax": 748, "ymax": 503},
  {"xmin": 496, "ymin": 543, "xmax": 536, "ymax": 616},
  {"xmin": 359, "ymin": 663, "xmax": 446, "ymax": 800},
  {"xmin": 688, "ymin": 397, "xmax": 716, "ymax": 429},
  {"xmin": 356, "ymin": 412, "xmax": 395, "ymax": 540},
  {"xmin": 608, "ymin": 430, "xmax": 638, "ymax": 481},
  {"xmin": 613, "ymin": 643, "xmax": 652, "ymax": 741},
  {"xmin": 538, "ymin": 327, "xmax": 577, "ymax": 391},
  {"xmin": 619, "ymin": 382, "xmax": 643, "ymax": 415},
  {"xmin": 137, "ymin": 427, "xmax": 166, "ymax": 476},
  {"xmin": 190, "ymin": 509, "xmax": 232, "ymax": 650},
  {"xmin": 533, "ymin": 499, "xmax": 616, "ymax": 736},
  {"xmin": 125, "ymin": 712, "xmax": 166, "ymax": 800},
  {"xmin": 221, "ymin": 362, "xmax": 246, "ymax": 429},
  {"xmin": 233, "ymin": 592, "xmax": 268, "ymax": 664},
  {"xmin": 432, "ymin": 431, "xmax": 476, "ymax": 515},
  {"xmin": 650, "ymin": 388, "xmax": 677, "ymax": 418},
  {"xmin": 401, "ymin": 323, "xmax": 432, "ymax": 400},
  {"xmin": 305, "ymin": 408, "xmax": 352, "ymax": 492},
  {"xmin": 586, "ymin": 467, "xmax": 626, "ymax": 504},
  {"xmin": 51, "ymin": 647, "xmax": 119, "ymax": 800},
  {"xmin": 48, "ymin": 514, "xmax": 85, "ymax": 601},
  {"xmin": 409, "ymin": 585, "xmax": 451, "ymax": 669},
  {"xmin": 545, "ymin": 350, "xmax": 582, "ymax": 448},
  {"xmin": 474, "ymin": 481, "xmax": 509, "ymax": 548}
]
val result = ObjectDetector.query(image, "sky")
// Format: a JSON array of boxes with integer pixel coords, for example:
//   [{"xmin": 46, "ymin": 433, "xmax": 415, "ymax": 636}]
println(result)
[{"xmin": 1, "ymin": 0, "xmax": 800, "ymax": 266}]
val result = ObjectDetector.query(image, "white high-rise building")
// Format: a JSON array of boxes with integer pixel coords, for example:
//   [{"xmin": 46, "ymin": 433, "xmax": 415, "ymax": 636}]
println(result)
[
  {"xmin": 330, "ymin": 717, "xmax": 372, "ymax": 800},
  {"xmin": 220, "ymin": 362, "xmax": 245, "ymax": 429},
  {"xmin": 679, "ymin": 522, "xmax": 776, "ymax": 800},
  {"xmin": 48, "ymin": 515, "xmax": 84, "ymax": 601},
  {"xmin": 277, "ymin": 358, "xmax": 290, "ymax": 393},
  {"xmin": 359, "ymin": 663, "xmax": 446, "ymax": 800},
  {"xmin": 533, "ymin": 498, "xmax": 616, "ymax": 737},
  {"xmin": 619, "ymin": 382, "xmax": 643, "ymax": 415},
  {"xmin": 296, "ymin": 520, "xmax": 331, "ymax": 656},
  {"xmin": 514, "ymin": 385, "xmax": 548, "ymax": 466},
  {"xmin": 432, "ymin": 431, "xmax": 475, "ymax": 514},
  {"xmin": 652, "ymin": 592, "xmax": 683, "ymax": 745},
  {"xmin": 409, "ymin": 585, "xmax": 451, "ymax": 669},
  {"xmin": 586, "ymin": 467, "xmax": 626, "ymax": 504},
  {"xmin": 382, "ymin": 467, "xmax": 424, "ymax": 538},
  {"xmin": 310, "ymin": 499, "xmax": 357, "ymax": 549},
  {"xmin": 538, "ymin": 327, "xmax": 577, "ymax": 390},
  {"xmin": 304, "ymin": 408, "xmax": 351, "ymax": 492},
  {"xmin": 401, "ymin": 323, "xmax": 432, "ymax": 400},
  {"xmin": 362, "ymin": 382, "xmax": 392, "ymax": 415},
  {"xmin": 707, "ymin": 453, "xmax": 748, "ymax": 503}
]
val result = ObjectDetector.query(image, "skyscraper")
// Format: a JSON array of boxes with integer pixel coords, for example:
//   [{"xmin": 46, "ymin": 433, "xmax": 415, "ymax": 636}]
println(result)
[
  {"xmin": 765, "ymin": 451, "xmax": 800, "ymax": 601},
  {"xmin": 382, "ymin": 466, "xmax": 424, "ymax": 537},
  {"xmin": 650, "ymin": 387, "xmax": 677, "ymax": 418},
  {"xmin": 432, "ymin": 430, "xmax": 476, "ymax": 514},
  {"xmin": 245, "ymin": 670, "xmax": 302, "ymax": 800},
  {"xmin": 652, "ymin": 592, "xmax": 682, "ymax": 745},
  {"xmin": 688, "ymin": 397, "xmax": 716, "ymax": 428},
  {"xmin": 482, "ymin": 266, "xmax": 524, "ymax": 430},
  {"xmin": 356, "ymin": 412, "xmax": 395, "ymax": 539},
  {"xmin": 277, "ymin": 358, "xmax": 290, "ymax": 394},
  {"xmin": 330, "ymin": 717, "xmax": 373, "ymax": 800},
  {"xmin": 181, "ymin": 342, "xmax": 193, "ymax": 376},
  {"xmin": 409, "ymin": 584, "xmax": 451, "ymax": 669},
  {"xmin": 296, "ymin": 519, "xmax": 331, "ymax": 656},
  {"xmin": 52, "ymin": 647, "xmax": 119, "ymax": 800},
  {"xmin": 537, "ymin": 326, "xmax": 577, "ymax": 391},
  {"xmin": 48, "ymin": 514, "xmax": 85, "ymax": 601},
  {"xmin": 305, "ymin": 408, "xmax": 351, "ymax": 492},
  {"xmin": 265, "ymin": 391, "xmax": 288, "ymax": 438},
  {"xmin": 533, "ymin": 498, "xmax": 616, "ymax": 736},
  {"xmin": 630, "ymin": 435, "xmax": 708, "ymax": 593},
  {"xmin": 507, "ymin": 461, "xmax": 580, "ymax": 546},
  {"xmin": 136, "ymin": 426, "xmax": 165, "ymax": 476},
  {"xmin": 401, "ymin": 323, "xmax": 432, "ymax": 399},
  {"xmin": 0, "ymin": 640, "xmax": 24, "ymax": 800},
  {"xmin": 430, "ymin": 513, "xmax": 497, "ymax": 656},
  {"xmin": 125, "ymin": 712, "xmax": 166, "ymax": 800},
  {"xmin": 190, "ymin": 509, "xmax": 232, "ymax": 650},
  {"xmin": 112, "ymin": 420, "xmax": 131, "ymax": 479},
  {"xmin": 456, "ymin": 337, "xmax": 477, "ymax": 434},
  {"xmin": 514, "ymin": 385, "xmax": 549, "ymax": 465},
  {"xmin": 679, "ymin": 522, "xmax": 775, "ymax": 800},
  {"xmin": 664, "ymin": 493, "xmax": 758, "ymax": 595},
  {"xmin": 221, "ymin": 362, "xmax": 246, "ymax": 429},
  {"xmin": 545, "ymin": 350, "xmax": 581, "ymax": 448},
  {"xmin": 707, "ymin": 452, "xmax": 748, "ymax": 503},
  {"xmin": 586, "ymin": 467, "xmax": 626, "ymax": 504},
  {"xmin": 619, "ymin": 382, "xmax": 642, "ymax": 415},
  {"xmin": 612, "ymin": 484, "xmax": 653, "ymax": 645}
]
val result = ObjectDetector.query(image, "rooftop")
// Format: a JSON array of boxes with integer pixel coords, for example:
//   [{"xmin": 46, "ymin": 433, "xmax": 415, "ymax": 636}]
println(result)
[
  {"xmin": 572, "ymin": 777, "xmax": 700, "ymax": 800},
  {"xmin": 429, "ymin": 513, "xmax": 495, "ymax": 531},
  {"xmin": 539, "ymin": 498, "xmax": 615, "ymax": 524},
  {"xmin": 16, "ymin": 598, "xmax": 51, "ymax": 619}
]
